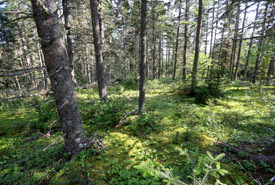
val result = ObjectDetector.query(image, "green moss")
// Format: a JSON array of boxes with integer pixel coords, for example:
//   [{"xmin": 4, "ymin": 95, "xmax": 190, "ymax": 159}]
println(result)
[{"xmin": 0, "ymin": 81, "xmax": 274, "ymax": 184}]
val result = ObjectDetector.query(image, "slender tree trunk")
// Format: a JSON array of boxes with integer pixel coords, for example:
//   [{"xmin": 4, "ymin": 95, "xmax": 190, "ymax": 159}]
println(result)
[
  {"xmin": 191, "ymin": 0, "xmax": 203, "ymax": 91},
  {"xmin": 252, "ymin": 1, "xmax": 269, "ymax": 84},
  {"xmin": 182, "ymin": 0, "xmax": 189, "ymax": 81},
  {"xmin": 166, "ymin": 45, "xmax": 168, "ymax": 77},
  {"xmin": 218, "ymin": 22, "xmax": 225, "ymax": 75},
  {"xmin": 38, "ymin": 47, "xmax": 48, "ymax": 90},
  {"xmin": 173, "ymin": 0, "xmax": 182, "ymax": 81},
  {"xmin": 167, "ymin": 46, "xmax": 170, "ymax": 77},
  {"xmin": 234, "ymin": 2, "xmax": 247, "ymax": 81},
  {"xmin": 267, "ymin": 56, "xmax": 275, "ymax": 84},
  {"xmin": 90, "ymin": 0, "xmax": 108, "ymax": 101},
  {"xmin": 98, "ymin": 0, "xmax": 105, "ymax": 45},
  {"xmin": 146, "ymin": 38, "xmax": 149, "ymax": 78},
  {"xmin": 229, "ymin": 2, "xmax": 240, "ymax": 81},
  {"xmin": 209, "ymin": 0, "xmax": 215, "ymax": 57},
  {"xmin": 204, "ymin": 11, "xmax": 208, "ymax": 55},
  {"xmin": 17, "ymin": 22, "xmax": 34, "ymax": 88},
  {"xmin": 139, "ymin": 0, "xmax": 147, "ymax": 113},
  {"xmin": 206, "ymin": 0, "xmax": 215, "ymax": 81},
  {"xmin": 244, "ymin": 2, "xmax": 260, "ymax": 79},
  {"xmin": 31, "ymin": 0, "xmax": 87, "ymax": 155},
  {"xmin": 15, "ymin": 76, "xmax": 22, "ymax": 94},
  {"xmin": 161, "ymin": 41, "xmax": 164, "ymax": 75},
  {"xmin": 158, "ymin": 38, "xmax": 161, "ymax": 78},
  {"xmin": 210, "ymin": 0, "xmax": 219, "ymax": 73},
  {"xmin": 62, "ymin": 0, "xmax": 76, "ymax": 84},
  {"xmin": 152, "ymin": 2, "xmax": 156, "ymax": 79}
]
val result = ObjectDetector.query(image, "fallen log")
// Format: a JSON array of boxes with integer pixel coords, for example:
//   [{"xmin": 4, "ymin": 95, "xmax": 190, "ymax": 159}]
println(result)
[
  {"xmin": 215, "ymin": 141, "xmax": 275, "ymax": 164},
  {"xmin": 0, "ymin": 66, "xmax": 46, "ymax": 77}
]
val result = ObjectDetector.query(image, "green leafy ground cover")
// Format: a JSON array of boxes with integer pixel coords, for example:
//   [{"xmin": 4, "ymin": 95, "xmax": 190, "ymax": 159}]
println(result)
[{"xmin": 0, "ymin": 79, "xmax": 274, "ymax": 184}]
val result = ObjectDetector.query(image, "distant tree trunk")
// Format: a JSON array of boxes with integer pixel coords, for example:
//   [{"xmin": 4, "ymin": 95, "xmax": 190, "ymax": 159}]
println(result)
[
  {"xmin": 152, "ymin": 2, "xmax": 156, "ymax": 79},
  {"xmin": 244, "ymin": 2, "xmax": 259, "ymax": 79},
  {"xmin": 229, "ymin": 2, "xmax": 240, "ymax": 81},
  {"xmin": 38, "ymin": 46, "xmax": 48, "ymax": 90},
  {"xmin": 218, "ymin": 22, "xmax": 225, "ymax": 75},
  {"xmin": 62, "ymin": 0, "xmax": 76, "ymax": 84},
  {"xmin": 209, "ymin": 0, "xmax": 215, "ymax": 57},
  {"xmin": 146, "ymin": 38, "xmax": 149, "ymax": 78},
  {"xmin": 31, "ymin": 0, "xmax": 87, "ymax": 155},
  {"xmin": 233, "ymin": 2, "xmax": 247, "ymax": 81},
  {"xmin": 166, "ymin": 45, "xmax": 169, "ymax": 77},
  {"xmin": 139, "ymin": 0, "xmax": 147, "ymax": 113},
  {"xmin": 191, "ymin": 0, "xmax": 203, "ymax": 91},
  {"xmin": 161, "ymin": 41, "xmax": 164, "ymax": 75},
  {"xmin": 98, "ymin": 0, "xmax": 105, "ymax": 45},
  {"xmin": 252, "ymin": 1, "xmax": 269, "ymax": 84},
  {"xmin": 173, "ymin": 0, "xmax": 182, "ymax": 81},
  {"xmin": 15, "ymin": 76, "xmax": 22, "ymax": 94},
  {"xmin": 267, "ymin": 56, "xmax": 275, "ymax": 83},
  {"xmin": 158, "ymin": 38, "xmax": 161, "ymax": 78},
  {"xmin": 204, "ymin": 11, "xmax": 208, "ymax": 55},
  {"xmin": 182, "ymin": 0, "xmax": 189, "ymax": 81},
  {"xmin": 90, "ymin": 0, "xmax": 108, "ymax": 101},
  {"xmin": 17, "ymin": 22, "xmax": 34, "ymax": 88},
  {"xmin": 210, "ymin": 0, "xmax": 219, "ymax": 73},
  {"xmin": 206, "ymin": 0, "xmax": 215, "ymax": 81}
]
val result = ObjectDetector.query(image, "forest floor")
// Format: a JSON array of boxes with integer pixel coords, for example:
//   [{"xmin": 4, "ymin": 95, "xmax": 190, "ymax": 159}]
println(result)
[{"xmin": 0, "ymin": 79, "xmax": 274, "ymax": 185}]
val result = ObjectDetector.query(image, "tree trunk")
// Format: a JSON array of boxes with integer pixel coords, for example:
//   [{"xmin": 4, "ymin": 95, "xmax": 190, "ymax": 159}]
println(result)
[
  {"xmin": 210, "ymin": 0, "xmax": 219, "ymax": 73},
  {"xmin": 62, "ymin": 0, "xmax": 76, "ymax": 84},
  {"xmin": 146, "ymin": 38, "xmax": 149, "ymax": 78},
  {"xmin": 182, "ymin": 0, "xmax": 189, "ymax": 81},
  {"xmin": 152, "ymin": 1, "xmax": 156, "ymax": 79},
  {"xmin": 206, "ymin": 0, "xmax": 215, "ymax": 81},
  {"xmin": 252, "ymin": 1, "xmax": 269, "ymax": 84},
  {"xmin": 31, "ymin": 0, "xmax": 87, "ymax": 155},
  {"xmin": 173, "ymin": 0, "xmax": 182, "ymax": 81},
  {"xmin": 38, "ymin": 45, "xmax": 48, "ymax": 90},
  {"xmin": 98, "ymin": 0, "xmax": 105, "ymax": 45},
  {"xmin": 191, "ymin": 0, "xmax": 203, "ymax": 91},
  {"xmin": 233, "ymin": 2, "xmax": 247, "ymax": 81},
  {"xmin": 244, "ymin": 2, "xmax": 260, "ymax": 79},
  {"xmin": 158, "ymin": 38, "xmax": 161, "ymax": 78},
  {"xmin": 15, "ymin": 76, "xmax": 22, "ymax": 94},
  {"xmin": 229, "ymin": 2, "xmax": 240, "ymax": 81},
  {"xmin": 139, "ymin": 0, "xmax": 147, "ymax": 113},
  {"xmin": 90, "ymin": 0, "xmax": 108, "ymax": 101},
  {"xmin": 267, "ymin": 56, "xmax": 275, "ymax": 84},
  {"xmin": 204, "ymin": 11, "xmax": 208, "ymax": 55}
]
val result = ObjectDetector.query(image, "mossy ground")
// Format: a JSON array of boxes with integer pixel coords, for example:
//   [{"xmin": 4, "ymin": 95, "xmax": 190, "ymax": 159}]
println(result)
[{"xmin": 0, "ymin": 79, "xmax": 274, "ymax": 184}]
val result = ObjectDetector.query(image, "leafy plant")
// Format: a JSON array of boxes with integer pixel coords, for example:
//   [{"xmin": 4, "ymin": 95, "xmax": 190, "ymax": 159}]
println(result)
[
  {"xmin": 129, "ymin": 112, "xmax": 156, "ymax": 135},
  {"xmin": 90, "ymin": 98, "xmax": 127, "ymax": 127},
  {"xmin": 136, "ymin": 148, "xmax": 228, "ymax": 185},
  {"xmin": 193, "ymin": 85, "xmax": 224, "ymax": 104},
  {"xmin": 121, "ymin": 79, "xmax": 139, "ymax": 90}
]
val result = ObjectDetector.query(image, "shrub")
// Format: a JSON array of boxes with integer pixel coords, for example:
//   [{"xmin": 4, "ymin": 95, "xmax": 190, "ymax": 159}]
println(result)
[
  {"xmin": 90, "ymin": 98, "xmax": 127, "ymax": 127},
  {"xmin": 193, "ymin": 85, "xmax": 224, "ymax": 104},
  {"xmin": 129, "ymin": 112, "xmax": 156, "ymax": 135},
  {"xmin": 136, "ymin": 148, "xmax": 228, "ymax": 185},
  {"xmin": 121, "ymin": 79, "xmax": 139, "ymax": 90}
]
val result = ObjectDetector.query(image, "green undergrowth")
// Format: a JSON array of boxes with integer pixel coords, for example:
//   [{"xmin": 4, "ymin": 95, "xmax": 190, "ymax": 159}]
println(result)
[{"xmin": 0, "ymin": 79, "xmax": 274, "ymax": 184}]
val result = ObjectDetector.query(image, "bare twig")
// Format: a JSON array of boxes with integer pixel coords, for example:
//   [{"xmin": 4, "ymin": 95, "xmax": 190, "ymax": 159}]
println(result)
[
  {"xmin": 229, "ymin": 154, "xmax": 261, "ymax": 185},
  {"xmin": 265, "ymin": 176, "xmax": 275, "ymax": 185},
  {"xmin": 49, "ymin": 120, "xmax": 58, "ymax": 126},
  {"xmin": 43, "ymin": 134, "xmax": 66, "ymax": 151}
]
